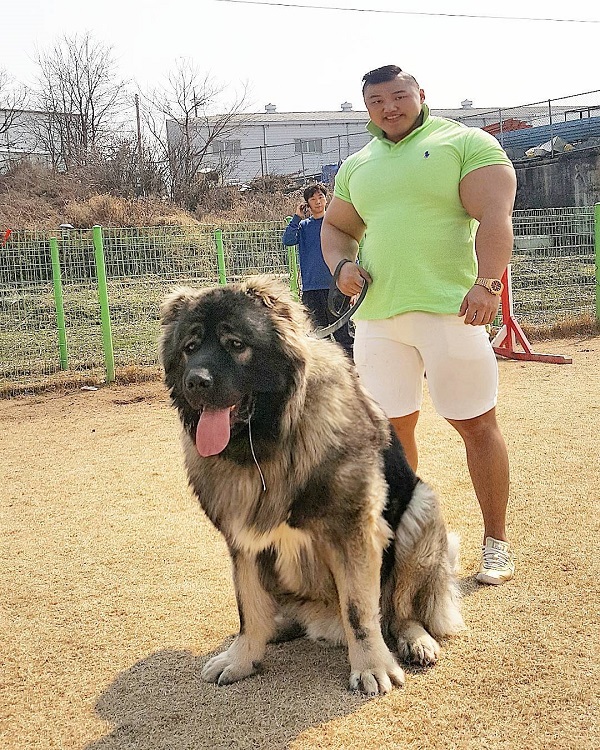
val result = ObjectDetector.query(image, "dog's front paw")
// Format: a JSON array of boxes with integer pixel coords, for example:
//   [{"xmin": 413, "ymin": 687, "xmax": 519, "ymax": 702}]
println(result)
[
  {"xmin": 397, "ymin": 631, "xmax": 440, "ymax": 666},
  {"xmin": 349, "ymin": 661, "xmax": 405, "ymax": 696},
  {"xmin": 201, "ymin": 651, "xmax": 258, "ymax": 685}
]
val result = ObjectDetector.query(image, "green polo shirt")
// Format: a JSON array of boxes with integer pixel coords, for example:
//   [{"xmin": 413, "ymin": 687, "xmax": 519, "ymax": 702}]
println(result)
[{"xmin": 334, "ymin": 104, "xmax": 513, "ymax": 319}]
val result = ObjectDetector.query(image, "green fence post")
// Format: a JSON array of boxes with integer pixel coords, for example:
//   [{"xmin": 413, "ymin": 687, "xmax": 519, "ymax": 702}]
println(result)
[
  {"xmin": 287, "ymin": 245, "xmax": 300, "ymax": 300},
  {"xmin": 595, "ymin": 203, "xmax": 600, "ymax": 323},
  {"xmin": 215, "ymin": 228, "xmax": 227, "ymax": 285},
  {"xmin": 92, "ymin": 225, "xmax": 115, "ymax": 383},
  {"xmin": 49, "ymin": 236, "xmax": 68, "ymax": 371},
  {"xmin": 285, "ymin": 216, "xmax": 300, "ymax": 300}
]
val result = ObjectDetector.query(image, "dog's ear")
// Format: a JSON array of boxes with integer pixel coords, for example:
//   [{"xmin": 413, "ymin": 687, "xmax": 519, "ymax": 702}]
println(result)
[
  {"xmin": 243, "ymin": 275, "xmax": 291, "ymax": 311},
  {"xmin": 159, "ymin": 287, "xmax": 198, "ymax": 373},
  {"xmin": 242, "ymin": 275, "xmax": 312, "ymax": 351},
  {"xmin": 160, "ymin": 287, "xmax": 196, "ymax": 326}
]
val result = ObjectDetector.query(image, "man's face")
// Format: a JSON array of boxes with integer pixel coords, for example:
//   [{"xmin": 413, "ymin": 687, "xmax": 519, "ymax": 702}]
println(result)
[
  {"xmin": 307, "ymin": 191, "xmax": 327, "ymax": 215},
  {"xmin": 363, "ymin": 75, "xmax": 425, "ymax": 143}
]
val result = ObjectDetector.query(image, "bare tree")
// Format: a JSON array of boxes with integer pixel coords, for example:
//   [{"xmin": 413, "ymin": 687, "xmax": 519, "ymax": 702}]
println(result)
[
  {"xmin": 0, "ymin": 69, "xmax": 29, "ymax": 154},
  {"xmin": 86, "ymin": 136, "xmax": 165, "ymax": 198},
  {"xmin": 142, "ymin": 59, "xmax": 249, "ymax": 208},
  {"xmin": 29, "ymin": 32, "xmax": 129, "ymax": 169}
]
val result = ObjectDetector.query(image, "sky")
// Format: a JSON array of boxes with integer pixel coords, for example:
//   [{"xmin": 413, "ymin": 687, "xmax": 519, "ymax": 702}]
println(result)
[{"xmin": 4, "ymin": 0, "xmax": 600, "ymax": 115}]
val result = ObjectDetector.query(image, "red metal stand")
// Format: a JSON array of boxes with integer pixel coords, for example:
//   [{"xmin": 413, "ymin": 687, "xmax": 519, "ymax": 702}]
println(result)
[{"xmin": 491, "ymin": 266, "xmax": 572, "ymax": 364}]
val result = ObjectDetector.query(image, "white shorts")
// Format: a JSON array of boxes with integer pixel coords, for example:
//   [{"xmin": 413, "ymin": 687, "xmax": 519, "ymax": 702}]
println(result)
[{"xmin": 353, "ymin": 312, "xmax": 498, "ymax": 421}]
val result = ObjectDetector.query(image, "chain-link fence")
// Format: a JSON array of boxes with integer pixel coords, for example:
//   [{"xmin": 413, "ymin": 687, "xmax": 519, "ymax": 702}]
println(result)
[
  {"xmin": 510, "ymin": 207, "xmax": 596, "ymax": 323},
  {"xmin": 0, "ymin": 208, "xmax": 598, "ymax": 396},
  {"xmin": 0, "ymin": 229, "xmax": 67, "ymax": 389},
  {"xmin": 219, "ymin": 222, "xmax": 291, "ymax": 282},
  {"xmin": 454, "ymin": 91, "xmax": 600, "ymax": 162},
  {"xmin": 0, "ymin": 222, "xmax": 290, "ymax": 395}
]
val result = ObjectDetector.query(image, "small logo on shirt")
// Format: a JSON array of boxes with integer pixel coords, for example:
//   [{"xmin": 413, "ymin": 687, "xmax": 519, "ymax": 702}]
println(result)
[{"xmin": 424, "ymin": 151, "xmax": 430, "ymax": 158}]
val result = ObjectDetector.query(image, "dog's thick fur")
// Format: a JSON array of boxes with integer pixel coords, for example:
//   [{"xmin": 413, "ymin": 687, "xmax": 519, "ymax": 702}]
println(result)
[{"xmin": 159, "ymin": 276, "xmax": 463, "ymax": 695}]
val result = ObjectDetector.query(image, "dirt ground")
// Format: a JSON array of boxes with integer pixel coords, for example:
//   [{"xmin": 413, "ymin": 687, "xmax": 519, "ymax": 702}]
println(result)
[{"xmin": 2, "ymin": 336, "xmax": 599, "ymax": 750}]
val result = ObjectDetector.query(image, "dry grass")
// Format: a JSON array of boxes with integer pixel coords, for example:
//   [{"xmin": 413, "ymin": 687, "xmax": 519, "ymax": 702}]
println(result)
[
  {"xmin": 64, "ymin": 194, "xmax": 201, "ymax": 229},
  {"xmin": 0, "ymin": 365, "xmax": 163, "ymax": 400},
  {"xmin": 0, "ymin": 162, "xmax": 304, "ymax": 229},
  {"xmin": 2, "ymin": 335, "xmax": 599, "ymax": 750},
  {"xmin": 519, "ymin": 312, "xmax": 600, "ymax": 340},
  {"xmin": 0, "ymin": 162, "xmax": 88, "ymax": 229},
  {"xmin": 0, "ymin": 370, "xmax": 105, "ymax": 399}
]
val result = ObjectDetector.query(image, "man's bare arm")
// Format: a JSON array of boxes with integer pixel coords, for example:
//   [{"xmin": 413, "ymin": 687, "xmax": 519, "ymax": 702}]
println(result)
[
  {"xmin": 458, "ymin": 164, "xmax": 517, "ymax": 325},
  {"xmin": 322, "ymin": 197, "xmax": 370, "ymax": 296},
  {"xmin": 460, "ymin": 163, "xmax": 516, "ymax": 276}
]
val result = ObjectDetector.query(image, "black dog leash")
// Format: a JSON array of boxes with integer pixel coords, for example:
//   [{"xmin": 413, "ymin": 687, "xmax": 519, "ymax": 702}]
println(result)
[{"xmin": 313, "ymin": 259, "xmax": 368, "ymax": 340}]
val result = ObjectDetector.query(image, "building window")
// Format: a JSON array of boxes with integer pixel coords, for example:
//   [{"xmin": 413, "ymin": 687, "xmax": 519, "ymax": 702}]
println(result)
[
  {"xmin": 295, "ymin": 138, "xmax": 323, "ymax": 154},
  {"xmin": 211, "ymin": 139, "xmax": 241, "ymax": 155}
]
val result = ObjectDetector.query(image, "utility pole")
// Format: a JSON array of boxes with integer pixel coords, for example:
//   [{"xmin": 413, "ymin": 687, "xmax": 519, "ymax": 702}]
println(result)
[
  {"xmin": 262, "ymin": 125, "xmax": 269, "ymax": 175},
  {"xmin": 134, "ymin": 94, "xmax": 144, "ymax": 195}
]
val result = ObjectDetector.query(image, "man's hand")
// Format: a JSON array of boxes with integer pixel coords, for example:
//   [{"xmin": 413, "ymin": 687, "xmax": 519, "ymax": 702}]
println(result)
[
  {"xmin": 295, "ymin": 202, "xmax": 307, "ymax": 219},
  {"xmin": 337, "ymin": 261, "xmax": 372, "ymax": 297},
  {"xmin": 458, "ymin": 285, "xmax": 500, "ymax": 326}
]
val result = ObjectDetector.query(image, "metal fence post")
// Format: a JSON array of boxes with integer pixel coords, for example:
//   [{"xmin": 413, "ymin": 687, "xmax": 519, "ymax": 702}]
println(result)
[
  {"xmin": 595, "ymin": 203, "xmax": 600, "ymax": 323},
  {"xmin": 285, "ymin": 216, "xmax": 300, "ymax": 299},
  {"xmin": 548, "ymin": 99, "xmax": 554, "ymax": 157},
  {"xmin": 92, "ymin": 225, "xmax": 115, "ymax": 383},
  {"xmin": 215, "ymin": 228, "xmax": 227, "ymax": 285},
  {"xmin": 49, "ymin": 237, "xmax": 68, "ymax": 371}
]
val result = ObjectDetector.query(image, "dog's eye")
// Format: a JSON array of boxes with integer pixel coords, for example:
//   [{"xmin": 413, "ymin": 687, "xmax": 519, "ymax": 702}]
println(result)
[
  {"xmin": 219, "ymin": 330, "xmax": 247, "ymax": 354},
  {"xmin": 183, "ymin": 341, "xmax": 197, "ymax": 354}
]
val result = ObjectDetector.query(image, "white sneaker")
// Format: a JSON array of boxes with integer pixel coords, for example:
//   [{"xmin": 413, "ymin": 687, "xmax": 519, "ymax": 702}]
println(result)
[{"xmin": 476, "ymin": 537, "xmax": 514, "ymax": 585}]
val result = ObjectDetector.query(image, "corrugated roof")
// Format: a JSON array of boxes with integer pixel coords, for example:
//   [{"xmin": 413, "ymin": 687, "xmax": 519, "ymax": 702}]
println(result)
[
  {"xmin": 208, "ymin": 111, "xmax": 370, "ymax": 124},
  {"xmin": 191, "ymin": 104, "xmax": 574, "ymax": 127}
]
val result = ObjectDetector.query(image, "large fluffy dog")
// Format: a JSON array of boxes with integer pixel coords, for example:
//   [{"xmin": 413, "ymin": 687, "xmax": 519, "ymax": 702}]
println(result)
[{"xmin": 159, "ymin": 275, "xmax": 463, "ymax": 695}]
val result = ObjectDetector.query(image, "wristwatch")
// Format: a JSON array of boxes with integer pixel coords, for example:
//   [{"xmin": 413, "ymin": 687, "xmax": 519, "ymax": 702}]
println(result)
[{"xmin": 475, "ymin": 277, "xmax": 504, "ymax": 295}]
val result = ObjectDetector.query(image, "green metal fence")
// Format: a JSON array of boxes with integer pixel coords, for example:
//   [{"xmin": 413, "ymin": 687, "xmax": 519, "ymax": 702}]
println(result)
[
  {"xmin": 0, "ymin": 208, "xmax": 598, "ymax": 397},
  {"xmin": 510, "ymin": 206, "xmax": 597, "ymax": 323}
]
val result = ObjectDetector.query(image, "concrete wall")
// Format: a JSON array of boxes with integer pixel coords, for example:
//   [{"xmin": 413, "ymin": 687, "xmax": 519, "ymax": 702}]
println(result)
[{"xmin": 514, "ymin": 147, "xmax": 600, "ymax": 209}]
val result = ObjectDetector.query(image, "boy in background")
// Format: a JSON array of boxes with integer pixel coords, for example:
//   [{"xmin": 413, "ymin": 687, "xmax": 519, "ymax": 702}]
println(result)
[{"xmin": 283, "ymin": 183, "xmax": 354, "ymax": 356}]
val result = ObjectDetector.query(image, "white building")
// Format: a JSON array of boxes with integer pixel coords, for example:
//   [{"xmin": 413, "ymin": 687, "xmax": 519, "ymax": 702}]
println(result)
[
  {"xmin": 167, "ymin": 101, "xmax": 576, "ymax": 184},
  {"xmin": 0, "ymin": 109, "xmax": 55, "ymax": 170},
  {"xmin": 166, "ymin": 103, "xmax": 373, "ymax": 185}
]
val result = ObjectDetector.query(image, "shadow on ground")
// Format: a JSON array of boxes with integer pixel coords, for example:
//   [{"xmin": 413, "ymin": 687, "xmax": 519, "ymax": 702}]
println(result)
[
  {"xmin": 86, "ymin": 640, "xmax": 371, "ymax": 750},
  {"xmin": 458, "ymin": 574, "xmax": 484, "ymax": 597},
  {"xmin": 86, "ymin": 583, "xmax": 487, "ymax": 749}
]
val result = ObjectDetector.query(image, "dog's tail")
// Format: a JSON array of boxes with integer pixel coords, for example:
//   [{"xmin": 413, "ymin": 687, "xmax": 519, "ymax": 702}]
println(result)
[{"xmin": 446, "ymin": 531, "xmax": 461, "ymax": 575}]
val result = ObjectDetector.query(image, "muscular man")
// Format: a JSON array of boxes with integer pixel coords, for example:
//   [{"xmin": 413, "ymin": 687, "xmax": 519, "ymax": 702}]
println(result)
[{"xmin": 322, "ymin": 65, "xmax": 517, "ymax": 584}]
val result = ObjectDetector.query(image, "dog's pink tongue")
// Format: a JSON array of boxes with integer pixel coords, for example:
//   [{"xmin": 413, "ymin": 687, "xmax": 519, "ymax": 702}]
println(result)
[{"xmin": 195, "ymin": 408, "xmax": 231, "ymax": 457}]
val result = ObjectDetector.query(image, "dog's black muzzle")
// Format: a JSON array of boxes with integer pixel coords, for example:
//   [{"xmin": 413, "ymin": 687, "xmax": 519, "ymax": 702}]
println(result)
[
  {"xmin": 182, "ymin": 359, "xmax": 255, "ymax": 435},
  {"xmin": 185, "ymin": 366, "xmax": 213, "ymax": 395}
]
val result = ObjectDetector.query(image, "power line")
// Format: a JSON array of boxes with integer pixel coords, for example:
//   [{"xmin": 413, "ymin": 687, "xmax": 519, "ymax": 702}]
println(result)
[{"xmin": 213, "ymin": 0, "xmax": 600, "ymax": 24}]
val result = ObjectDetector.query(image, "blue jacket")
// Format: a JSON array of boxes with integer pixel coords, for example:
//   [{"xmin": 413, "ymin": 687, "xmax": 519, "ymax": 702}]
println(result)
[{"xmin": 282, "ymin": 215, "xmax": 333, "ymax": 291}]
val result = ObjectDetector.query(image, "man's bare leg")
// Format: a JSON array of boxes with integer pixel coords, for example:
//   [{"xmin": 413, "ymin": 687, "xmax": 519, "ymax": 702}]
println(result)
[
  {"xmin": 390, "ymin": 411, "xmax": 420, "ymax": 473},
  {"xmin": 446, "ymin": 407, "xmax": 509, "ymax": 543}
]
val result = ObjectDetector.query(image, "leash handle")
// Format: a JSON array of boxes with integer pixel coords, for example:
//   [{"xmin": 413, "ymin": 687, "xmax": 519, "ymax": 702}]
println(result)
[
  {"xmin": 313, "ymin": 259, "xmax": 368, "ymax": 340},
  {"xmin": 327, "ymin": 258, "xmax": 354, "ymax": 317}
]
